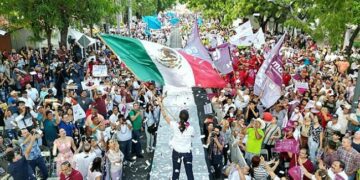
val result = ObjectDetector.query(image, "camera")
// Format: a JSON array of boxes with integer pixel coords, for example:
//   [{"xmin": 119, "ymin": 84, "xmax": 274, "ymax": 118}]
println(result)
[
  {"xmin": 81, "ymin": 136, "xmax": 87, "ymax": 142},
  {"xmin": 31, "ymin": 129, "xmax": 42, "ymax": 135}
]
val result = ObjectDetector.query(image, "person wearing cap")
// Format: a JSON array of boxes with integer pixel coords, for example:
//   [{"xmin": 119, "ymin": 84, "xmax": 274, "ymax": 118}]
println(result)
[
  {"xmin": 326, "ymin": 114, "xmax": 342, "ymax": 140},
  {"xmin": 337, "ymin": 103, "xmax": 358, "ymax": 135},
  {"xmin": 244, "ymin": 118, "xmax": 265, "ymax": 164}
]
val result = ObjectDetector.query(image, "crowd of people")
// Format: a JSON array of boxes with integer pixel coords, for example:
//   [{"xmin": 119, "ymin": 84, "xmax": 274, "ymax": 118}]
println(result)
[
  {"xmin": 0, "ymin": 12, "xmax": 359, "ymax": 180},
  {"xmin": 203, "ymin": 29, "xmax": 360, "ymax": 179}
]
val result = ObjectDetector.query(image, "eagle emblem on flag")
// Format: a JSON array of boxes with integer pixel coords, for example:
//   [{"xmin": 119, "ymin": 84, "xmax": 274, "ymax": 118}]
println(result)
[{"xmin": 156, "ymin": 47, "xmax": 182, "ymax": 69}]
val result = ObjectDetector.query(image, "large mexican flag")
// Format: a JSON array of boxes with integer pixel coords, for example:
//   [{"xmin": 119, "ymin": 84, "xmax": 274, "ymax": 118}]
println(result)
[{"xmin": 100, "ymin": 34, "xmax": 226, "ymax": 88}]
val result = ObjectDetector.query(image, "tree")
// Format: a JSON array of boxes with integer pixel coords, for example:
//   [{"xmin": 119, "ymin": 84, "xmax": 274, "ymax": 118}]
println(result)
[
  {"xmin": 0, "ymin": 0, "xmax": 59, "ymax": 50},
  {"xmin": 181, "ymin": 0, "xmax": 290, "ymax": 31}
]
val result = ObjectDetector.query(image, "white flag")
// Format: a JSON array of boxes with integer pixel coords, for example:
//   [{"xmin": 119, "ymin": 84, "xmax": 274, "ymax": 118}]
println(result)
[{"xmin": 234, "ymin": 21, "xmax": 253, "ymax": 37}]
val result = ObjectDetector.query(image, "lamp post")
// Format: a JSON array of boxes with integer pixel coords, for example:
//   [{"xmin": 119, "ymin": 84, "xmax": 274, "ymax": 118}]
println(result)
[
  {"xmin": 116, "ymin": 0, "xmax": 122, "ymax": 34},
  {"xmin": 128, "ymin": 0, "xmax": 132, "ymax": 37},
  {"xmin": 352, "ymin": 73, "xmax": 360, "ymax": 113}
]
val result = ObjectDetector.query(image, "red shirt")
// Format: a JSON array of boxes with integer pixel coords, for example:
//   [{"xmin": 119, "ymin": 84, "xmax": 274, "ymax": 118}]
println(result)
[
  {"xmin": 60, "ymin": 169, "xmax": 83, "ymax": 180},
  {"xmin": 282, "ymin": 73, "xmax": 291, "ymax": 86},
  {"xmin": 94, "ymin": 95, "xmax": 107, "ymax": 117},
  {"xmin": 317, "ymin": 112, "xmax": 331, "ymax": 129},
  {"xmin": 289, "ymin": 155, "xmax": 314, "ymax": 180},
  {"xmin": 238, "ymin": 69, "xmax": 248, "ymax": 85}
]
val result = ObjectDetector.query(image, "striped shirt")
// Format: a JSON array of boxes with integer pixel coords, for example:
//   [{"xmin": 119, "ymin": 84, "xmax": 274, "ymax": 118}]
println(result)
[
  {"xmin": 253, "ymin": 165, "xmax": 268, "ymax": 180},
  {"xmin": 263, "ymin": 124, "xmax": 281, "ymax": 146},
  {"xmin": 337, "ymin": 147, "xmax": 360, "ymax": 176}
]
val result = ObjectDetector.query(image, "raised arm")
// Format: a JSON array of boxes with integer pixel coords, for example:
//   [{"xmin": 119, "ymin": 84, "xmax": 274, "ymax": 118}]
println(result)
[
  {"xmin": 157, "ymin": 97, "xmax": 171, "ymax": 125},
  {"xmin": 24, "ymin": 135, "xmax": 36, "ymax": 160}
]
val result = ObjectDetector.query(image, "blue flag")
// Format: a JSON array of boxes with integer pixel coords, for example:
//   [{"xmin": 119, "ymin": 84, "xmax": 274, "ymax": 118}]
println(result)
[
  {"xmin": 142, "ymin": 16, "xmax": 161, "ymax": 30},
  {"xmin": 197, "ymin": 17, "xmax": 203, "ymax": 26},
  {"xmin": 170, "ymin": 18, "xmax": 180, "ymax": 25}
]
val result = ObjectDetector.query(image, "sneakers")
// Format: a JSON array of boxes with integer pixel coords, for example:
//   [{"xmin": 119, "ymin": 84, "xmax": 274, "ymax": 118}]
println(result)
[{"xmin": 146, "ymin": 147, "xmax": 154, "ymax": 153}]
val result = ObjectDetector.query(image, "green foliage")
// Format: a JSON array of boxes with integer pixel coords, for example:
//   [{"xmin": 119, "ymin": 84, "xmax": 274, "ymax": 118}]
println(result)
[{"xmin": 183, "ymin": 0, "xmax": 360, "ymax": 48}]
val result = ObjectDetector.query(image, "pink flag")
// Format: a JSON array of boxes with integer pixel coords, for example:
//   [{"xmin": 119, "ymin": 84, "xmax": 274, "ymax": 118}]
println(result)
[
  {"xmin": 209, "ymin": 43, "xmax": 233, "ymax": 74},
  {"xmin": 183, "ymin": 20, "xmax": 212, "ymax": 64},
  {"xmin": 254, "ymin": 34, "xmax": 286, "ymax": 108}
]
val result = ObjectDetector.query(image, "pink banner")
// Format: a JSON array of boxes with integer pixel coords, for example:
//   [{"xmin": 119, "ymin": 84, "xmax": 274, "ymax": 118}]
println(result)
[
  {"xmin": 274, "ymin": 139, "xmax": 300, "ymax": 154},
  {"xmin": 289, "ymin": 166, "xmax": 302, "ymax": 180}
]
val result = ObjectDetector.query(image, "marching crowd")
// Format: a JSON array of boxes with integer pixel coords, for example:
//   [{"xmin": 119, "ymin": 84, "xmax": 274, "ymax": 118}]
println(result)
[
  {"xmin": 204, "ymin": 31, "xmax": 360, "ymax": 179},
  {"xmin": 0, "ymin": 13, "xmax": 359, "ymax": 180},
  {"xmin": 0, "ymin": 39, "xmax": 163, "ymax": 180}
]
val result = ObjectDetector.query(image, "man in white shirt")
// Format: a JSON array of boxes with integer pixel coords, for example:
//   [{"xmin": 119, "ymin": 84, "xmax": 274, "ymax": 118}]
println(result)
[
  {"xmin": 18, "ymin": 91, "xmax": 35, "ymax": 109},
  {"xmin": 25, "ymin": 84, "xmax": 39, "ymax": 103},
  {"xmin": 116, "ymin": 115, "xmax": 133, "ymax": 162},
  {"xmin": 234, "ymin": 89, "xmax": 250, "ymax": 110},
  {"xmin": 336, "ymin": 104, "xmax": 358, "ymax": 134},
  {"xmin": 223, "ymin": 98, "xmax": 236, "ymax": 115},
  {"xmin": 73, "ymin": 143, "xmax": 96, "ymax": 179},
  {"xmin": 96, "ymin": 121, "xmax": 112, "ymax": 145},
  {"xmin": 109, "ymin": 106, "xmax": 120, "ymax": 125},
  {"xmin": 327, "ymin": 160, "xmax": 348, "ymax": 180}
]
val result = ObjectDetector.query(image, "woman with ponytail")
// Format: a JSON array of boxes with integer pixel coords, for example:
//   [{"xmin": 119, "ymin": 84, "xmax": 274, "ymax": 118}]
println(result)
[{"xmin": 158, "ymin": 96, "xmax": 195, "ymax": 180}]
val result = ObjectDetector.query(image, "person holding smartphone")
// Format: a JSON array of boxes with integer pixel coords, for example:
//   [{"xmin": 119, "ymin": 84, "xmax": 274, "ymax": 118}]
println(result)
[{"xmin": 5, "ymin": 133, "xmax": 37, "ymax": 180}]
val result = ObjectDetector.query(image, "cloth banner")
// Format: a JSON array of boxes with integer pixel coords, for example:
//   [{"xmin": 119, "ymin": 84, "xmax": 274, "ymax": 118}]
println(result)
[
  {"xmin": 254, "ymin": 34, "xmax": 285, "ymax": 108},
  {"xmin": 73, "ymin": 104, "xmax": 86, "ymax": 121},
  {"xmin": 209, "ymin": 43, "xmax": 233, "ymax": 74},
  {"xmin": 234, "ymin": 21, "xmax": 253, "ymax": 37},
  {"xmin": 295, "ymin": 81, "xmax": 309, "ymax": 94},
  {"xmin": 183, "ymin": 20, "xmax": 212, "ymax": 64},
  {"xmin": 288, "ymin": 166, "xmax": 302, "ymax": 180},
  {"xmin": 92, "ymin": 65, "xmax": 108, "ymax": 77},
  {"xmin": 274, "ymin": 139, "xmax": 300, "ymax": 154}
]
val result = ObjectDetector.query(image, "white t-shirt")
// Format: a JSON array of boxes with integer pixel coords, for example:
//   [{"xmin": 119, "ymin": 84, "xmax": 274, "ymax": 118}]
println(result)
[
  {"xmin": 326, "ymin": 121, "xmax": 342, "ymax": 132},
  {"xmin": 109, "ymin": 113, "xmax": 119, "ymax": 124},
  {"xmin": 73, "ymin": 152, "xmax": 96, "ymax": 179},
  {"xmin": 169, "ymin": 121, "xmax": 195, "ymax": 153},
  {"xmin": 327, "ymin": 169, "xmax": 348, "ymax": 180},
  {"xmin": 87, "ymin": 167, "xmax": 102, "ymax": 180},
  {"xmin": 96, "ymin": 127, "xmax": 112, "ymax": 143},
  {"xmin": 116, "ymin": 120, "xmax": 132, "ymax": 141},
  {"xmin": 27, "ymin": 88, "xmax": 39, "ymax": 102}
]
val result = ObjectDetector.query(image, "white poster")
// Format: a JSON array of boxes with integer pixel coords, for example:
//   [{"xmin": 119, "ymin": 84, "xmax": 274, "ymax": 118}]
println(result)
[
  {"xmin": 295, "ymin": 81, "xmax": 309, "ymax": 90},
  {"xmin": 73, "ymin": 104, "xmax": 86, "ymax": 121},
  {"xmin": 92, "ymin": 65, "xmax": 108, "ymax": 77},
  {"xmin": 204, "ymin": 103, "xmax": 213, "ymax": 114}
]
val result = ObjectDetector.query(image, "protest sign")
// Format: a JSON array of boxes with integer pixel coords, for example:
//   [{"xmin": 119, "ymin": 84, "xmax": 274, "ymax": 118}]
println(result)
[
  {"xmin": 288, "ymin": 166, "xmax": 302, "ymax": 180},
  {"xmin": 204, "ymin": 103, "xmax": 213, "ymax": 114},
  {"xmin": 274, "ymin": 139, "xmax": 299, "ymax": 153},
  {"xmin": 81, "ymin": 79, "xmax": 100, "ymax": 90},
  {"xmin": 92, "ymin": 65, "xmax": 108, "ymax": 77},
  {"xmin": 73, "ymin": 104, "xmax": 86, "ymax": 121},
  {"xmin": 295, "ymin": 81, "xmax": 309, "ymax": 93}
]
